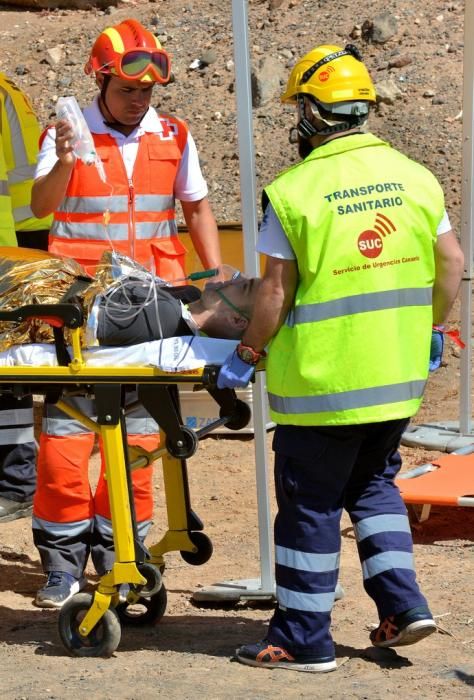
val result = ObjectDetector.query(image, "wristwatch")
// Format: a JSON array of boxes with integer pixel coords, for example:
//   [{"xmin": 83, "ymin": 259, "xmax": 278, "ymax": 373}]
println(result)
[{"xmin": 236, "ymin": 343, "xmax": 263, "ymax": 365}]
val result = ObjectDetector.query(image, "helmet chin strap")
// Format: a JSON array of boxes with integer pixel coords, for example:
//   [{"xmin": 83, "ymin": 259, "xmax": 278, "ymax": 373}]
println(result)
[
  {"xmin": 297, "ymin": 117, "xmax": 354, "ymax": 138},
  {"xmin": 296, "ymin": 95, "xmax": 365, "ymax": 139}
]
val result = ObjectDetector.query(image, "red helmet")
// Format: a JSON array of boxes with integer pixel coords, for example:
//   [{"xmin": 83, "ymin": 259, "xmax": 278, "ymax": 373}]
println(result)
[{"xmin": 84, "ymin": 18, "xmax": 171, "ymax": 84}]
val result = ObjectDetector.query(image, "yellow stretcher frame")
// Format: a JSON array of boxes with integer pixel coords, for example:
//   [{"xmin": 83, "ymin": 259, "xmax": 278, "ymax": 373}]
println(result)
[{"xmin": 0, "ymin": 303, "xmax": 253, "ymax": 657}]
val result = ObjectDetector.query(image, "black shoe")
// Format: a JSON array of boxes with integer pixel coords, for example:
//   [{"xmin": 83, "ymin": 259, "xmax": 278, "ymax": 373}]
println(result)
[
  {"xmin": 0, "ymin": 496, "xmax": 33, "ymax": 523},
  {"xmin": 235, "ymin": 639, "xmax": 337, "ymax": 673},
  {"xmin": 370, "ymin": 606, "xmax": 437, "ymax": 648}
]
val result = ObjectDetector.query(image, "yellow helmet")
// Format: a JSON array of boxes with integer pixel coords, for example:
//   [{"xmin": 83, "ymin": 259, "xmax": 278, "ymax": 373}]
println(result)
[{"xmin": 281, "ymin": 44, "xmax": 376, "ymax": 105}]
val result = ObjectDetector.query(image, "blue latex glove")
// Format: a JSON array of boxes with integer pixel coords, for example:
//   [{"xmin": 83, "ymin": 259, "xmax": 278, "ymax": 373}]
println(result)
[
  {"xmin": 429, "ymin": 328, "xmax": 444, "ymax": 372},
  {"xmin": 217, "ymin": 350, "xmax": 256, "ymax": 389}
]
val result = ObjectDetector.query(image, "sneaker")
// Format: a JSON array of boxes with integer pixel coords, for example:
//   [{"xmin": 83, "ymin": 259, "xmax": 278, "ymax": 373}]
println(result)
[
  {"xmin": 370, "ymin": 606, "xmax": 437, "ymax": 648},
  {"xmin": 34, "ymin": 571, "xmax": 87, "ymax": 609},
  {"xmin": 235, "ymin": 639, "xmax": 337, "ymax": 673},
  {"xmin": 0, "ymin": 496, "xmax": 33, "ymax": 523}
]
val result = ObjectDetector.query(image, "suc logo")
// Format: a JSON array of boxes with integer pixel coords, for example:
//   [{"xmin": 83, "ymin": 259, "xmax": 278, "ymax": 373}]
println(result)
[
  {"xmin": 319, "ymin": 65, "xmax": 335, "ymax": 82},
  {"xmin": 357, "ymin": 214, "xmax": 396, "ymax": 258}
]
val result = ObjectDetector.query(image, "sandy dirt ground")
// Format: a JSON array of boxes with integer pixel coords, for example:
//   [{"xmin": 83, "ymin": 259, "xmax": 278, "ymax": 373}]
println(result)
[{"xmin": 0, "ymin": 303, "xmax": 472, "ymax": 699}]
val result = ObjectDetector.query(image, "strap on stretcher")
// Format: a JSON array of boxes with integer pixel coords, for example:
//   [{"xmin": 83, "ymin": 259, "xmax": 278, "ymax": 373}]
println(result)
[{"xmin": 0, "ymin": 302, "xmax": 83, "ymax": 367}]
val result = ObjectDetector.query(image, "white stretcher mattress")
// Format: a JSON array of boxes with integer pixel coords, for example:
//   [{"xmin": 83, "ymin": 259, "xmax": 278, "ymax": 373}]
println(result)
[{"xmin": 0, "ymin": 336, "xmax": 238, "ymax": 373}]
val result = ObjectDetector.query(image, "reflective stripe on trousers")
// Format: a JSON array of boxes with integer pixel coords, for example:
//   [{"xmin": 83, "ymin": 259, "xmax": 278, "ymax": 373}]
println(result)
[
  {"xmin": 0, "ymin": 395, "xmax": 34, "ymax": 445},
  {"xmin": 267, "ymin": 419, "xmax": 429, "ymax": 658},
  {"xmin": 0, "ymin": 394, "xmax": 36, "ymax": 501},
  {"xmin": 32, "ymin": 513, "xmax": 153, "ymax": 578}
]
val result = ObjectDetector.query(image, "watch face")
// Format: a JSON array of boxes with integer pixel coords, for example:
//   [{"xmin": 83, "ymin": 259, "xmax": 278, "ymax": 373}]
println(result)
[{"xmin": 238, "ymin": 346, "xmax": 259, "ymax": 364}]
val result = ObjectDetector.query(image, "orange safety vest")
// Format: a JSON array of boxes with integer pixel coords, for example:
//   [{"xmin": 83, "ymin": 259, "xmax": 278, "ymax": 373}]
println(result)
[{"xmin": 48, "ymin": 115, "xmax": 188, "ymax": 279}]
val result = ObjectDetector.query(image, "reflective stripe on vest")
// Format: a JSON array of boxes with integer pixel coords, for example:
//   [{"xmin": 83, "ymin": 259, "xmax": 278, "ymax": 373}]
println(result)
[
  {"xmin": 265, "ymin": 133, "xmax": 444, "ymax": 426},
  {"xmin": 0, "ymin": 73, "xmax": 52, "ymax": 232},
  {"xmin": 288, "ymin": 287, "xmax": 432, "ymax": 326},
  {"xmin": 55, "ymin": 193, "xmax": 174, "ymax": 215},
  {"xmin": 49, "ymin": 119, "xmax": 188, "ymax": 268},
  {"xmin": 52, "ymin": 219, "xmax": 177, "ymax": 241},
  {"xmin": 269, "ymin": 379, "xmax": 427, "ymax": 416}
]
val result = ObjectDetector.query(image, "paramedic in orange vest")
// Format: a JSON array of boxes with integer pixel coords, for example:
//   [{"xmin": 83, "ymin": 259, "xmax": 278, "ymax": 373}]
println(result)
[{"xmin": 30, "ymin": 18, "xmax": 223, "ymax": 608}]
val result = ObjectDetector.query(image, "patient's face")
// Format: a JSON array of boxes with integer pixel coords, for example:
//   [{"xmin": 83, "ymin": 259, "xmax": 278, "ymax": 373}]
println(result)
[{"xmin": 202, "ymin": 277, "xmax": 258, "ymax": 317}]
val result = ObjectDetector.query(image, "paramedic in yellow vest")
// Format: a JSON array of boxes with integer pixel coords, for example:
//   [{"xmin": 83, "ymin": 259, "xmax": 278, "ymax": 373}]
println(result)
[
  {"xmin": 0, "ymin": 75, "xmax": 52, "ymax": 523},
  {"xmin": 30, "ymin": 18, "xmax": 223, "ymax": 608},
  {"xmin": 0, "ymin": 72, "xmax": 52, "ymax": 250},
  {"xmin": 218, "ymin": 44, "xmax": 464, "ymax": 673}
]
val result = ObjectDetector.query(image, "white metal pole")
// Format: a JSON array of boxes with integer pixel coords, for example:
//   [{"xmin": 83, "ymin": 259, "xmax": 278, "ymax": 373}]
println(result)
[
  {"xmin": 231, "ymin": 0, "xmax": 274, "ymax": 592},
  {"xmin": 459, "ymin": 0, "xmax": 474, "ymax": 435}
]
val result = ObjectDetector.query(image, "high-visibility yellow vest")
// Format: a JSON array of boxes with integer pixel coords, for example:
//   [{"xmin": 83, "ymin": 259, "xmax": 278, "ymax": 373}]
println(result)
[
  {"xmin": 0, "ymin": 72, "xmax": 52, "ymax": 233},
  {"xmin": 265, "ymin": 133, "xmax": 445, "ymax": 426},
  {"xmin": 0, "ymin": 144, "xmax": 16, "ymax": 246}
]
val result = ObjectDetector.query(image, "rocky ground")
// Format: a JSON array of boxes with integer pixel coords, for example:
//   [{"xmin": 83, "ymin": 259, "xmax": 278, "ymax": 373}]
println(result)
[
  {"xmin": 0, "ymin": 1, "xmax": 472, "ymax": 699},
  {"xmin": 0, "ymin": 0, "xmax": 466, "ymax": 227}
]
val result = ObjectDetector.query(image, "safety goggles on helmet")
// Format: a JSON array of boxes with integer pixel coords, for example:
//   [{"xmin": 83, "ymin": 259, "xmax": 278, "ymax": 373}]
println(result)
[{"xmin": 105, "ymin": 48, "xmax": 170, "ymax": 83}]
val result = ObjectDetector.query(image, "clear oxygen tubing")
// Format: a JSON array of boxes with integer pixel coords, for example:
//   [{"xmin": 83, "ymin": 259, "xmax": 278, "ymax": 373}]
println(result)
[
  {"xmin": 96, "ymin": 262, "xmax": 225, "ymax": 355},
  {"xmin": 96, "ymin": 263, "xmax": 244, "ymax": 361}
]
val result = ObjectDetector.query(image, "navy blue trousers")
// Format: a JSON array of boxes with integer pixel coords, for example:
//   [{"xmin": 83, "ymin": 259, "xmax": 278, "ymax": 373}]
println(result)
[
  {"xmin": 0, "ymin": 394, "xmax": 36, "ymax": 502},
  {"xmin": 267, "ymin": 419, "xmax": 429, "ymax": 659}
]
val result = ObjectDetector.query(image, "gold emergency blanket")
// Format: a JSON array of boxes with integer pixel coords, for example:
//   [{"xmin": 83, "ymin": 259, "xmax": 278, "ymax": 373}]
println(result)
[{"xmin": 0, "ymin": 247, "xmax": 133, "ymax": 351}]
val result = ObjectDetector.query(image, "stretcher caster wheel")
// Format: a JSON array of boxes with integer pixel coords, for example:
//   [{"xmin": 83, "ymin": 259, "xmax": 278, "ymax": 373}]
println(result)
[
  {"xmin": 137, "ymin": 562, "xmax": 162, "ymax": 597},
  {"xmin": 166, "ymin": 427, "xmax": 198, "ymax": 458},
  {"xmin": 116, "ymin": 584, "xmax": 167, "ymax": 627},
  {"xmin": 221, "ymin": 399, "xmax": 251, "ymax": 431},
  {"xmin": 180, "ymin": 531, "xmax": 213, "ymax": 565},
  {"xmin": 58, "ymin": 592, "xmax": 121, "ymax": 658}
]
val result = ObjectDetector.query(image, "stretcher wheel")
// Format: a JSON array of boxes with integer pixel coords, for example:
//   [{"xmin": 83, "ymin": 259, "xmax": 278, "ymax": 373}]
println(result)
[
  {"xmin": 180, "ymin": 531, "xmax": 213, "ymax": 565},
  {"xmin": 115, "ymin": 584, "xmax": 167, "ymax": 627},
  {"xmin": 58, "ymin": 592, "xmax": 121, "ymax": 658},
  {"xmin": 137, "ymin": 562, "xmax": 162, "ymax": 597},
  {"xmin": 166, "ymin": 427, "xmax": 198, "ymax": 458},
  {"xmin": 221, "ymin": 399, "xmax": 251, "ymax": 431}
]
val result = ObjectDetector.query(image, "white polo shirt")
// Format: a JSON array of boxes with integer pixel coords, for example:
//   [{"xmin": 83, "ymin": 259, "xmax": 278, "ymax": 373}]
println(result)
[{"xmin": 35, "ymin": 96, "xmax": 208, "ymax": 202}]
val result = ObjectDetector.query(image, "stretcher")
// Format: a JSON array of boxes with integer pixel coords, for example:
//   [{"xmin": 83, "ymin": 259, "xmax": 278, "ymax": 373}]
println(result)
[
  {"xmin": 396, "ymin": 446, "xmax": 474, "ymax": 523},
  {"xmin": 0, "ymin": 301, "xmax": 255, "ymax": 657}
]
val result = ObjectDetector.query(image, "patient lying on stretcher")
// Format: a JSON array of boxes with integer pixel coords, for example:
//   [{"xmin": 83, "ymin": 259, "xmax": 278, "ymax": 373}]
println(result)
[{"xmin": 0, "ymin": 247, "xmax": 261, "ymax": 351}]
